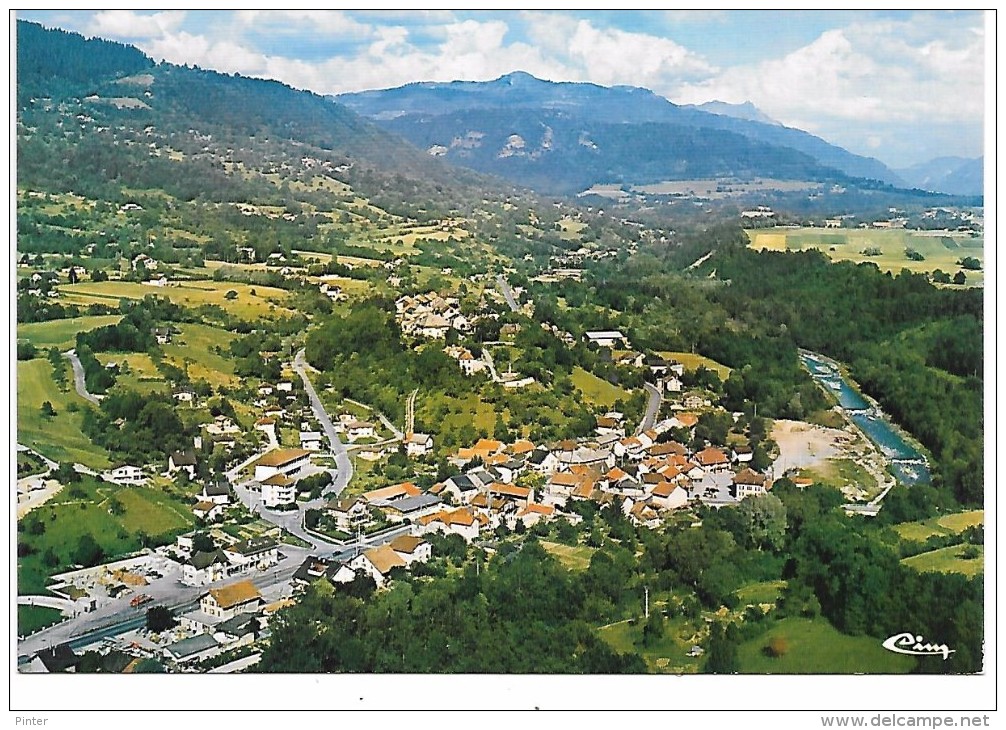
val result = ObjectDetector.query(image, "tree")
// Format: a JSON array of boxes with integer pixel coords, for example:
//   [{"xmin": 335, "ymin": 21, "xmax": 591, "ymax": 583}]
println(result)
[
  {"xmin": 72, "ymin": 534, "xmax": 104, "ymax": 567},
  {"xmin": 224, "ymin": 290, "xmax": 238, "ymax": 300},
  {"xmin": 737, "ymin": 493, "xmax": 788, "ymax": 551},
  {"xmin": 40, "ymin": 401, "xmax": 57, "ymax": 418},
  {"xmin": 953, "ymin": 271, "xmax": 967, "ymax": 285},
  {"xmin": 146, "ymin": 605, "xmax": 178, "ymax": 633},
  {"xmin": 703, "ymin": 622, "xmax": 740, "ymax": 673}
]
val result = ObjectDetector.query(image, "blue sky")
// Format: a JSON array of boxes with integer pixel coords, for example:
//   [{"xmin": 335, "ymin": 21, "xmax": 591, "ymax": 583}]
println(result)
[{"xmin": 16, "ymin": 9, "xmax": 988, "ymax": 168}]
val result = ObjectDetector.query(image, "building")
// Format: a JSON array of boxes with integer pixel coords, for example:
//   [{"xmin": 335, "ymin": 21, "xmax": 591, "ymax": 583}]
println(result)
[
  {"xmin": 300, "ymin": 431, "xmax": 324, "ymax": 451},
  {"xmin": 200, "ymin": 580, "xmax": 263, "ymax": 620},
  {"xmin": 404, "ymin": 432, "xmax": 433, "ymax": 457},
  {"xmin": 732, "ymin": 469, "xmax": 773, "ymax": 500},
  {"xmin": 168, "ymin": 450, "xmax": 197, "ymax": 478},
  {"xmin": 254, "ymin": 448, "xmax": 312, "ymax": 482},
  {"xmin": 584, "ymin": 330, "xmax": 628, "ymax": 349},
  {"xmin": 388, "ymin": 535, "xmax": 432, "ymax": 565},
  {"xmin": 260, "ymin": 473, "xmax": 297, "ymax": 508},
  {"xmin": 223, "ymin": 538, "xmax": 279, "ymax": 573},
  {"xmin": 349, "ymin": 545, "xmax": 407, "ymax": 588},
  {"xmin": 103, "ymin": 464, "xmax": 147, "ymax": 485}
]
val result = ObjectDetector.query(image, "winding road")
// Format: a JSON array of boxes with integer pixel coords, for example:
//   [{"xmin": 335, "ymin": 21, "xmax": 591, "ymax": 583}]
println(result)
[
  {"xmin": 63, "ymin": 349, "xmax": 100, "ymax": 405},
  {"xmin": 637, "ymin": 382, "xmax": 663, "ymax": 434}
]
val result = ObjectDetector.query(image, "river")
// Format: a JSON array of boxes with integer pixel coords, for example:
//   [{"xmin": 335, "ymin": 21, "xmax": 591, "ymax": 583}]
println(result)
[{"xmin": 799, "ymin": 350, "xmax": 931, "ymax": 485}]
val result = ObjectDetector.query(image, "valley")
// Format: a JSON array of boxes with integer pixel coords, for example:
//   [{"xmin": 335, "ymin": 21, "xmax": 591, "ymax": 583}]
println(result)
[{"xmin": 13, "ymin": 19, "xmax": 984, "ymax": 680}]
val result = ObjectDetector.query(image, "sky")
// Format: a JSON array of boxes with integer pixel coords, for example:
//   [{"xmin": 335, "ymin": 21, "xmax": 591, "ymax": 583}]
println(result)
[{"xmin": 15, "ymin": 9, "xmax": 989, "ymax": 169}]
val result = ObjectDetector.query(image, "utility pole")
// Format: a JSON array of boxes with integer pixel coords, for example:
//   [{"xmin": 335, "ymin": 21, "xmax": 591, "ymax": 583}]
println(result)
[{"xmin": 644, "ymin": 586, "xmax": 649, "ymax": 619}]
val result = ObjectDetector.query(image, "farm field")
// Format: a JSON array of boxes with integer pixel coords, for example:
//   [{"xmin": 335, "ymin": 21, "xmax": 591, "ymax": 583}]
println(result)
[
  {"xmin": 540, "ymin": 541, "xmax": 596, "ymax": 571},
  {"xmin": 746, "ymin": 227, "xmax": 984, "ymax": 285},
  {"xmin": 658, "ymin": 351, "xmax": 732, "ymax": 379},
  {"xmin": 892, "ymin": 509, "xmax": 983, "ymax": 542},
  {"xmin": 901, "ymin": 544, "xmax": 984, "ymax": 577},
  {"xmin": 58, "ymin": 280, "xmax": 298, "ymax": 318},
  {"xmin": 16, "ymin": 359, "xmax": 110, "ymax": 469},
  {"xmin": 17, "ymin": 315, "xmax": 124, "ymax": 350},
  {"xmin": 736, "ymin": 617, "xmax": 915, "ymax": 673},
  {"xmin": 160, "ymin": 322, "xmax": 240, "ymax": 389},
  {"xmin": 571, "ymin": 366, "xmax": 630, "ymax": 408}
]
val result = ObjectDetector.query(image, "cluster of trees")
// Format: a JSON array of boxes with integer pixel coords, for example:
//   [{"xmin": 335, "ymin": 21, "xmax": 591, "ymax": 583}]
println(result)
[
  {"xmin": 81, "ymin": 390, "xmax": 191, "ymax": 465},
  {"xmin": 259, "ymin": 540, "xmax": 645, "ymax": 673}
]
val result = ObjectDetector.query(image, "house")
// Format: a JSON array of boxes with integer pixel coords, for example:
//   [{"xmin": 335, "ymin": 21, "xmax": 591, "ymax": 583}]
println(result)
[
  {"xmin": 346, "ymin": 420, "xmax": 376, "ymax": 442},
  {"xmin": 513, "ymin": 502, "xmax": 555, "ymax": 529},
  {"xmin": 377, "ymin": 493, "xmax": 442, "ymax": 523},
  {"xmin": 152, "ymin": 326, "xmax": 173, "ymax": 346},
  {"xmin": 404, "ymin": 432, "xmax": 433, "ymax": 457},
  {"xmin": 438, "ymin": 474, "xmax": 479, "ymax": 503},
  {"xmin": 201, "ymin": 580, "xmax": 263, "ymax": 620},
  {"xmin": 682, "ymin": 392, "xmax": 710, "ymax": 410},
  {"xmin": 22, "ymin": 644, "xmax": 80, "ymax": 673},
  {"xmin": 350, "ymin": 545, "xmax": 407, "ymax": 587},
  {"xmin": 527, "ymin": 448, "xmax": 559, "ymax": 474},
  {"xmin": 172, "ymin": 387, "xmax": 196, "ymax": 404},
  {"xmin": 254, "ymin": 417, "xmax": 277, "ymax": 444},
  {"xmin": 649, "ymin": 481, "xmax": 689, "ymax": 510},
  {"xmin": 131, "ymin": 253, "xmax": 158, "ymax": 271},
  {"xmin": 181, "ymin": 550, "xmax": 231, "ymax": 586},
  {"xmin": 645, "ymin": 354, "xmax": 670, "ymax": 377},
  {"xmin": 626, "ymin": 500, "xmax": 662, "ymax": 528},
  {"xmin": 223, "ymin": 538, "xmax": 279, "ymax": 573},
  {"xmin": 362, "ymin": 481, "xmax": 422, "ymax": 504},
  {"xmin": 292, "ymin": 556, "xmax": 356, "ymax": 589},
  {"xmin": 595, "ymin": 416, "xmax": 624, "ymax": 437},
  {"xmin": 417, "ymin": 314, "xmax": 451, "ymax": 339},
  {"xmin": 300, "ymin": 431, "xmax": 324, "ymax": 451},
  {"xmin": 584, "ymin": 330, "xmax": 628, "ymax": 349},
  {"xmin": 326, "ymin": 495, "xmax": 371, "ymax": 533},
  {"xmin": 168, "ymin": 450, "xmax": 197, "ymax": 478},
  {"xmin": 103, "ymin": 464, "xmax": 147, "ymax": 485},
  {"xmin": 193, "ymin": 500, "xmax": 224, "ymax": 521},
  {"xmin": 253, "ymin": 448, "xmax": 311, "ymax": 481},
  {"xmin": 163, "ymin": 634, "xmax": 221, "ymax": 665},
  {"xmin": 261, "ymin": 473, "xmax": 297, "ymax": 508},
  {"xmin": 732, "ymin": 468, "xmax": 773, "ymax": 500},
  {"xmin": 276, "ymin": 381, "xmax": 294, "ymax": 393},
  {"xmin": 416, "ymin": 507, "xmax": 487, "ymax": 542},
  {"xmin": 731, "ymin": 445, "xmax": 754, "ymax": 464},
  {"xmin": 508, "ymin": 439, "xmax": 536, "ymax": 458},
  {"xmin": 487, "ymin": 482, "xmax": 532, "ymax": 509},
  {"xmin": 389, "ymin": 535, "xmax": 432, "ymax": 565},
  {"xmin": 199, "ymin": 482, "xmax": 231, "ymax": 506},
  {"xmin": 694, "ymin": 447, "xmax": 731, "ymax": 472}
]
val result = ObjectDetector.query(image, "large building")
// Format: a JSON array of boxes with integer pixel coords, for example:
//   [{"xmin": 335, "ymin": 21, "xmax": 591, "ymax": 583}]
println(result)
[{"xmin": 254, "ymin": 448, "xmax": 312, "ymax": 482}]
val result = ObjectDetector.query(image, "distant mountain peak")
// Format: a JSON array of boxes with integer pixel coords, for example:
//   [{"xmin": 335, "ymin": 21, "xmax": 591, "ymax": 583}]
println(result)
[
  {"xmin": 689, "ymin": 100, "xmax": 780, "ymax": 126},
  {"xmin": 493, "ymin": 70, "xmax": 542, "ymax": 85}
]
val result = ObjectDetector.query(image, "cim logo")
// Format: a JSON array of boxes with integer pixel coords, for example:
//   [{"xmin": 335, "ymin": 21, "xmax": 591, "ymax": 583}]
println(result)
[{"xmin": 882, "ymin": 632, "xmax": 955, "ymax": 660}]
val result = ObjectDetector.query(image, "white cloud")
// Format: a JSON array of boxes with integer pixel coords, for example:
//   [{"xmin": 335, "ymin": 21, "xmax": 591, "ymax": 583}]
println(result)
[
  {"xmin": 672, "ymin": 16, "xmax": 984, "ymax": 130},
  {"xmin": 234, "ymin": 10, "xmax": 374, "ymax": 38},
  {"xmin": 87, "ymin": 10, "xmax": 186, "ymax": 40}
]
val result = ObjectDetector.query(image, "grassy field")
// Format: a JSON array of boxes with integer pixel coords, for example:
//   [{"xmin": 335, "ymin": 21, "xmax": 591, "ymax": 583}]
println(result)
[
  {"xmin": 747, "ymin": 228, "xmax": 984, "ymax": 285},
  {"xmin": 736, "ymin": 580, "xmax": 787, "ymax": 606},
  {"xmin": 658, "ymin": 351, "xmax": 732, "ymax": 379},
  {"xmin": 892, "ymin": 510, "xmax": 984, "ymax": 542},
  {"xmin": 17, "ymin": 605, "xmax": 64, "ymax": 636},
  {"xmin": 737, "ymin": 617, "xmax": 916, "ymax": 673},
  {"xmin": 16, "ymin": 359, "xmax": 110, "ymax": 469},
  {"xmin": 59, "ymin": 280, "xmax": 298, "ymax": 318},
  {"xmin": 571, "ymin": 367, "xmax": 630, "ymax": 408},
  {"xmin": 17, "ymin": 315, "xmax": 123, "ymax": 350},
  {"xmin": 17, "ymin": 478, "xmax": 195, "ymax": 595},
  {"xmin": 540, "ymin": 541, "xmax": 596, "ymax": 571},
  {"xmin": 94, "ymin": 352, "xmax": 168, "ymax": 394},
  {"xmin": 901, "ymin": 544, "xmax": 984, "ymax": 577},
  {"xmin": 160, "ymin": 322, "xmax": 240, "ymax": 388},
  {"xmin": 598, "ymin": 616, "xmax": 703, "ymax": 674},
  {"xmin": 800, "ymin": 458, "xmax": 878, "ymax": 496}
]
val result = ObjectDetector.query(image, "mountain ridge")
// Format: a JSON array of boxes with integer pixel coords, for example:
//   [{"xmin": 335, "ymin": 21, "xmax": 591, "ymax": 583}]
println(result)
[{"xmin": 336, "ymin": 71, "xmax": 906, "ymax": 193}]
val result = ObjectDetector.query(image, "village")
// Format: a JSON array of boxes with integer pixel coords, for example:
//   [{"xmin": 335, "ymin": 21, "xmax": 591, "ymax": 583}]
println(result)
[{"xmin": 17, "ymin": 271, "xmax": 816, "ymax": 673}]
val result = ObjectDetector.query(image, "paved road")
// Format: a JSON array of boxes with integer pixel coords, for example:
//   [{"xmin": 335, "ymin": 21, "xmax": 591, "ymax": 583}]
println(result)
[
  {"xmin": 637, "ymin": 382, "xmax": 663, "ymax": 434},
  {"xmin": 293, "ymin": 349, "xmax": 353, "ymax": 495},
  {"xmin": 63, "ymin": 349, "xmax": 100, "ymax": 405},
  {"xmin": 496, "ymin": 274, "xmax": 519, "ymax": 312}
]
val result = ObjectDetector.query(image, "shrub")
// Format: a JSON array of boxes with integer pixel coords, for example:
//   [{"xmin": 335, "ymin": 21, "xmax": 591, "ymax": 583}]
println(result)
[{"xmin": 764, "ymin": 635, "xmax": 789, "ymax": 658}]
